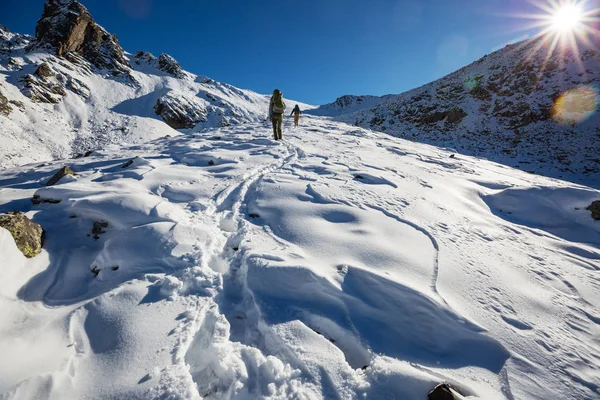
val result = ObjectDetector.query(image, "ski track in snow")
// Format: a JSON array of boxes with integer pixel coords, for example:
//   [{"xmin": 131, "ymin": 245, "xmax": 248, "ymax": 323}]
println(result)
[{"xmin": 0, "ymin": 116, "xmax": 599, "ymax": 399}]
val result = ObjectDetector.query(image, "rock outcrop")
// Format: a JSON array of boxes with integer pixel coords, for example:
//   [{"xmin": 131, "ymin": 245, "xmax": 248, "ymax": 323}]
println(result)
[
  {"xmin": 0, "ymin": 212, "xmax": 44, "ymax": 258},
  {"xmin": 46, "ymin": 165, "xmax": 75, "ymax": 186},
  {"xmin": 157, "ymin": 54, "xmax": 184, "ymax": 78},
  {"xmin": 154, "ymin": 92, "xmax": 208, "ymax": 129},
  {"xmin": 20, "ymin": 65, "xmax": 67, "ymax": 104},
  {"xmin": 134, "ymin": 51, "xmax": 185, "ymax": 78},
  {"xmin": 587, "ymin": 200, "xmax": 600, "ymax": 220},
  {"xmin": 33, "ymin": 0, "xmax": 129, "ymax": 73},
  {"xmin": 0, "ymin": 88, "xmax": 11, "ymax": 116},
  {"xmin": 427, "ymin": 383, "xmax": 455, "ymax": 400}
]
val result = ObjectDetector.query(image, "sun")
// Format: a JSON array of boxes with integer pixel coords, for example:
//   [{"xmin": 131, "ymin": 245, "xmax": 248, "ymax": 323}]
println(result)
[
  {"xmin": 510, "ymin": 0, "xmax": 599, "ymax": 57},
  {"xmin": 551, "ymin": 4, "xmax": 583, "ymax": 31}
]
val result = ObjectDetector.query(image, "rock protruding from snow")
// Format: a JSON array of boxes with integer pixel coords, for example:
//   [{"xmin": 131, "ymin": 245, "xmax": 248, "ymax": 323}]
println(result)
[
  {"xmin": 0, "ymin": 88, "xmax": 11, "ymax": 116},
  {"xmin": 428, "ymin": 383, "xmax": 456, "ymax": 400},
  {"xmin": 154, "ymin": 92, "xmax": 207, "ymax": 129},
  {"xmin": 0, "ymin": 211, "xmax": 44, "ymax": 258},
  {"xmin": 133, "ymin": 51, "xmax": 185, "ymax": 78},
  {"xmin": 587, "ymin": 200, "xmax": 600, "ymax": 220},
  {"xmin": 33, "ymin": 0, "xmax": 129, "ymax": 73},
  {"xmin": 157, "ymin": 54, "xmax": 184, "ymax": 78},
  {"xmin": 133, "ymin": 51, "xmax": 156, "ymax": 64},
  {"xmin": 20, "ymin": 65, "xmax": 66, "ymax": 104},
  {"xmin": 46, "ymin": 165, "xmax": 75, "ymax": 186}
]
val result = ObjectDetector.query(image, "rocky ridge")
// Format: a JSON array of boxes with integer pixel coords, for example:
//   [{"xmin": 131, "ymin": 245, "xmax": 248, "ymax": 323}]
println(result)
[
  {"xmin": 0, "ymin": 0, "xmax": 271, "ymax": 168},
  {"xmin": 311, "ymin": 38, "xmax": 600, "ymax": 184}
]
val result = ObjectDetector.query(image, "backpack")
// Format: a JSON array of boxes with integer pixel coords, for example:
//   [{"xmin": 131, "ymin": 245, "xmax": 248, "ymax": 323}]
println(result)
[{"xmin": 272, "ymin": 91, "xmax": 285, "ymax": 114}]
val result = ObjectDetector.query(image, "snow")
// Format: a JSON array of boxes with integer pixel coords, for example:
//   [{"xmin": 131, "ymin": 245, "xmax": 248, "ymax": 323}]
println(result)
[{"xmin": 1, "ymin": 115, "xmax": 598, "ymax": 399}]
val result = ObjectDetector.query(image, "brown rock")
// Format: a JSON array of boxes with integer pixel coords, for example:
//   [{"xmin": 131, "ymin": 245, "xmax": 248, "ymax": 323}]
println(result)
[
  {"xmin": 35, "ymin": 62, "xmax": 54, "ymax": 78},
  {"xmin": 0, "ymin": 211, "xmax": 45, "ymax": 258},
  {"xmin": 446, "ymin": 107, "xmax": 468, "ymax": 123},
  {"xmin": 34, "ymin": 0, "xmax": 129, "ymax": 73},
  {"xmin": 46, "ymin": 165, "xmax": 75, "ymax": 186},
  {"xmin": 0, "ymin": 88, "xmax": 11, "ymax": 116}
]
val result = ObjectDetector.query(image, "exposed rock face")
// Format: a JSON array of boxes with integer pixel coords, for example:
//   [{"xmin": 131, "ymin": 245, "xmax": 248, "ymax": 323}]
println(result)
[
  {"xmin": 154, "ymin": 92, "xmax": 208, "ymax": 129},
  {"xmin": 19, "ymin": 59, "xmax": 90, "ymax": 103},
  {"xmin": 1, "ymin": 27, "xmax": 32, "ymax": 55},
  {"xmin": 134, "ymin": 51, "xmax": 156, "ymax": 64},
  {"xmin": 587, "ymin": 201, "xmax": 600, "ymax": 220},
  {"xmin": 0, "ymin": 211, "xmax": 44, "ymax": 258},
  {"xmin": 46, "ymin": 165, "xmax": 75, "ymax": 186},
  {"xmin": 34, "ymin": 0, "xmax": 129, "ymax": 73},
  {"xmin": 0, "ymin": 89, "xmax": 11, "ymax": 116},
  {"xmin": 134, "ymin": 51, "xmax": 185, "ymax": 78},
  {"xmin": 35, "ymin": 62, "xmax": 54, "ymax": 77},
  {"xmin": 158, "ymin": 54, "xmax": 184, "ymax": 78},
  {"xmin": 20, "ymin": 70, "xmax": 66, "ymax": 104}
]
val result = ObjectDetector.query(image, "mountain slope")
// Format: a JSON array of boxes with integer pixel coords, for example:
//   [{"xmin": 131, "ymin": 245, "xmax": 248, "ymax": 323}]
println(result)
[
  {"xmin": 0, "ymin": 116, "xmax": 599, "ymax": 399},
  {"xmin": 309, "ymin": 38, "xmax": 600, "ymax": 187},
  {"xmin": 0, "ymin": 1, "xmax": 279, "ymax": 169}
]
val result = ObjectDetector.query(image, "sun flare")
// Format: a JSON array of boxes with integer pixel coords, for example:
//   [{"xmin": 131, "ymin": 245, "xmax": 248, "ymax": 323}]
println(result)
[{"xmin": 551, "ymin": 4, "xmax": 583, "ymax": 31}]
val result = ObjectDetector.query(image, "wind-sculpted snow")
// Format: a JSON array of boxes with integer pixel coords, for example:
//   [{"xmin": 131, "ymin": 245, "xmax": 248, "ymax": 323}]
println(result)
[{"xmin": 0, "ymin": 116, "xmax": 598, "ymax": 399}]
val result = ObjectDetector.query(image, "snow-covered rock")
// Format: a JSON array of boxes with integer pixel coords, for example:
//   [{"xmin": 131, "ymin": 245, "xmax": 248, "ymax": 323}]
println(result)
[{"xmin": 154, "ymin": 91, "xmax": 208, "ymax": 129}]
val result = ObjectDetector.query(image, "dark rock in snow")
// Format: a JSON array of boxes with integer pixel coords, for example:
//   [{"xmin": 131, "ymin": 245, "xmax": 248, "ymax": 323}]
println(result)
[
  {"xmin": 428, "ymin": 383, "xmax": 455, "ymax": 400},
  {"xmin": 157, "ymin": 53, "xmax": 184, "ymax": 78},
  {"xmin": 587, "ymin": 201, "xmax": 600, "ymax": 220},
  {"xmin": 33, "ymin": 0, "xmax": 129, "ymax": 73},
  {"xmin": 154, "ymin": 92, "xmax": 208, "ymax": 129},
  {"xmin": 46, "ymin": 165, "xmax": 75, "ymax": 186},
  {"xmin": 20, "ymin": 72, "xmax": 66, "ymax": 104},
  {"xmin": 31, "ymin": 194, "xmax": 61, "ymax": 205},
  {"xmin": 446, "ymin": 107, "xmax": 467, "ymax": 124},
  {"xmin": 134, "ymin": 50, "xmax": 156, "ymax": 64},
  {"xmin": 92, "ymin": 220, "xmax": 108, "ymax": 235},
  {"xmin": 34, "ymin": 62, "xmax": 54, "ymax": 78},
  {"xmin": 0, "ymin": 211, "xmax": 44, "ymax": 258}
]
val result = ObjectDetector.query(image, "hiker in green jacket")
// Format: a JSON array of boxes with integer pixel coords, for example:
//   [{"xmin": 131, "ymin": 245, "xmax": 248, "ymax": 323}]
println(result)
[{"xmin": 269, "ymin": 89, "xmax": 286, "ymax": 140}]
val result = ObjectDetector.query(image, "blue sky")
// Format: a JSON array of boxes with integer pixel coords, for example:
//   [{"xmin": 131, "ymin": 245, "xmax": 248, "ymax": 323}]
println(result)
[{"xmin": 1, "ymin": 0, "xmax": 545, "ymax": 104}]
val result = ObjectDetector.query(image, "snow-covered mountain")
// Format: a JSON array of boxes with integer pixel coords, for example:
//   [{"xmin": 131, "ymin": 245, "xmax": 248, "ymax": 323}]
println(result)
[
  {"xmin": 309, "ymin": 38, "xmax": 600, "ymax": 187},
  {"xmin": 1, "ymin": 116, "xmax": 599, "ymax": 399},
  {"xmin": 0, "ymin": 0, "xmax": 277, "ymax": 169},
  {"xmin": 1, "ymin": 1, "xmax": 600, "ymax": 399}
]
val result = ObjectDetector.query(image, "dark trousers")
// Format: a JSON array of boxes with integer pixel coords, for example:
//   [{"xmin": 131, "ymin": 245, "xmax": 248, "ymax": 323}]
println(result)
[{"xmin": 272, "ymin": 114, "xmax": 283, "ymax": 140}]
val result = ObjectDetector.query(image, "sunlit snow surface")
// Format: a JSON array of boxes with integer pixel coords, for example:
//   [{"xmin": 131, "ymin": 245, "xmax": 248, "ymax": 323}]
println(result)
[{"xmin": 0, "ymin": 116, "xmax": 599, "ymax": 399}]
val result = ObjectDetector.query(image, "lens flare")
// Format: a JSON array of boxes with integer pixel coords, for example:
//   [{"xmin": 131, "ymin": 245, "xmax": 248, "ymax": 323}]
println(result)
[{"xmin": 551, "ymin": 85, "xmax": 599, "ymax": 124}]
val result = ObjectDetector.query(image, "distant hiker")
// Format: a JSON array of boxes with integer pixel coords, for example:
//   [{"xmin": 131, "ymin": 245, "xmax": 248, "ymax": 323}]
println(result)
[
  {"xmin": 290, "ymin": 104, "xmax": 301, "ymax": 127},
  {"xmin": 269, "ymin": 89, "xmax": 286, "ymax": 140}
]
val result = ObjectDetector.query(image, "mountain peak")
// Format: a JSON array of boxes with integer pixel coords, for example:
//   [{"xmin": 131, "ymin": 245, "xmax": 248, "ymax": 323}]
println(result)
[{"xmin": 33, "ymin": 0, "xmax": 129, "ymax": 73}]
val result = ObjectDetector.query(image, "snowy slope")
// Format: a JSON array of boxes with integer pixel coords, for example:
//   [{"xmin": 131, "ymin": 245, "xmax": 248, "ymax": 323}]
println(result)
[
  {"xmin": 308, "ymin": 38, "xmax": 600, "ymax": 188},
  {"xmin": 0, "ymin": 9, "xmax": 309, "ymax": 169},
  {"xmin": 1, "ymin": 115, "xmax": 598, "ymax": 399}
]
